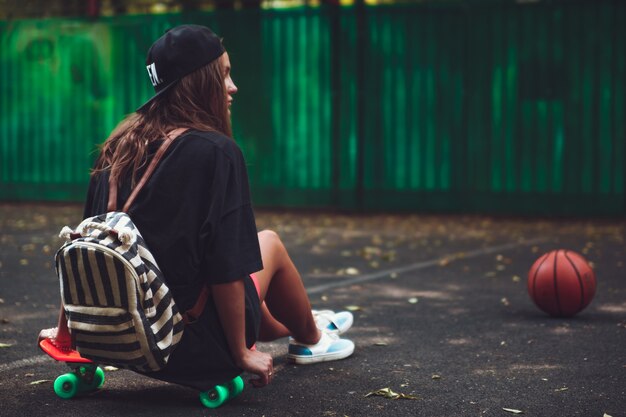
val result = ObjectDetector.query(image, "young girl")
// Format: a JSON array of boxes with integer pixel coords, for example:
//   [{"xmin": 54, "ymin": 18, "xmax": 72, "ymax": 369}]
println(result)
[{"xmin": 40, "ymin": 24, "xmax": 354, "ymax": 390}]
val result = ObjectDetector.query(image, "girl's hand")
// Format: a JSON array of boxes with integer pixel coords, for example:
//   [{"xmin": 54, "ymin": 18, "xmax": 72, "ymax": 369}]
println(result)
[{"xmin": 235, "ymin": 349, "xmax": 274, "ymax": 387}]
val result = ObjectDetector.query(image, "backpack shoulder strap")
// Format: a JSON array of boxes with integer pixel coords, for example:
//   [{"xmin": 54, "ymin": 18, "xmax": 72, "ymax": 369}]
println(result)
[
  {"xmin": 107, "ymin": 128, "xmax": 189, "ymax": 212},
  {"xmin": 182, "ymin": 285, "xmax": 211, "ymax": 324}
]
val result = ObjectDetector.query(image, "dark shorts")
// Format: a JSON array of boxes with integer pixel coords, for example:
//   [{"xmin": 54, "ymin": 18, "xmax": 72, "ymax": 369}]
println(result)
[
  {"xmin": 250, "ymin": 272, "xmax": 261, "ymax": 299},
  {"xmin": 145, "ymin": 275, "xmax": 261, "ymax": 390}
]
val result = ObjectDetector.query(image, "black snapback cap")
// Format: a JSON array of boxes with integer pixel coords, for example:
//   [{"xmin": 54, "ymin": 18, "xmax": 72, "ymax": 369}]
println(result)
[{"xmin": 137, "ymin": 24, "xmax": 225, "ymax": 111}]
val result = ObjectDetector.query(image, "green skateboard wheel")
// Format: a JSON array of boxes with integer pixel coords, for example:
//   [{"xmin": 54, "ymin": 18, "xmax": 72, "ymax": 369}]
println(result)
[
  {"xmin": 199, "ymin": 385, "xmax": 229, "ymax": 409},
  {"xmin": 53, "ymin": 365, "xmax": 104, "ymax": 399},
  {"xmin": 93, "ymin": 367, "xmax": 105, "ymax": 389},
  {"xmin": 227, "ymin": 376, "xmax": 244, "ymax": 400},
  {"xmin": 54, "ymin": 373, "xmax": 79, "ymax": 399},
  {"xmin": 75, "ymin": 365, "xmax": 104, "ymax": 390}
]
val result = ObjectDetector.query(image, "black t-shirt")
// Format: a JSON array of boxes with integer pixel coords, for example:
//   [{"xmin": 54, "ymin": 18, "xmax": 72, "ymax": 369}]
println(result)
[{"xmin": 84, "ymin": 129, "xmax": 263, "ymax": 389}]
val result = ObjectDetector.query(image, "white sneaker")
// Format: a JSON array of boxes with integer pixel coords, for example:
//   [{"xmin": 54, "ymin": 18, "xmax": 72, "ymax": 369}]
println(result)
[
  {"xmin": 312, "ymin": 310, "xmax": 354, "ymax": 335},
  {"xmin": 287, "ymin": 330, "xmax": 355, "ymax": 365}
]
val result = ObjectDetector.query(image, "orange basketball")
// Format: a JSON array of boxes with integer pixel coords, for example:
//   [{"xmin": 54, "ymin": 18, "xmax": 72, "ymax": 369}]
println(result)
[{"xmin": 527, "ymin": 249, "xmax": 596, "ymax": 317}]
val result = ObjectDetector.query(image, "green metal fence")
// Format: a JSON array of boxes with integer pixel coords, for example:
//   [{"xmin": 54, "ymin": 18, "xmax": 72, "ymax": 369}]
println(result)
[{"xmin": 0, "ymin": 1, "xmax": 623, "ymax": 215}]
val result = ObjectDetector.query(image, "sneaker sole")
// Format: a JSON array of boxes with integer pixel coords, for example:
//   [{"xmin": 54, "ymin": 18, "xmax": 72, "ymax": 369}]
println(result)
[{"xmin": 287, "ymin": 343, "xmax": 355, "ymax": 365}]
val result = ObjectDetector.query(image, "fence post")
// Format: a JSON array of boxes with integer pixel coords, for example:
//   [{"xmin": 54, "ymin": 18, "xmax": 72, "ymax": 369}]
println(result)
[{"xmin": 355, "ymin": 0, "xmax": 366, "ymax": 211}]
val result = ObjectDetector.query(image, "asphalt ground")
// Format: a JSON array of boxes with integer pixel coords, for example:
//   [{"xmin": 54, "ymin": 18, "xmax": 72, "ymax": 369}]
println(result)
[{"xmin": 0, "ymin": 203, "xmax": 624, "ymax": 417}]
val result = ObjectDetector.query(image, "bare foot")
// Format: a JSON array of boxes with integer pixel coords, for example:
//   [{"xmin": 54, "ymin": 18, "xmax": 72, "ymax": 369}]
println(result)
[
  {"xmin": 38, "ymin": 327, "xmax": 58, "ymax": 343},
  {"xmin": 38, "ymin": 327, "xmax": 71, "ymax": 348}
]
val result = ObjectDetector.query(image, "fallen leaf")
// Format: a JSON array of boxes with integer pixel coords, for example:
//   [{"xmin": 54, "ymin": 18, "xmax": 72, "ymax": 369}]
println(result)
[
  {"xmin": 365, "ymin": 387, "xmax": 418, "ymax": 400},
  {"xmin": 24, "ymin": 373, "xmax": 34, "ymax": 377},
  {"xmin": 382, "ymin": 251, "xmax": 396, "ymax": 262},
  {"xmin": 438, "ymin": 258, "xmax": 450, "ymax": 266},
  {"xmin": 345, "ymin": 267, "xmax": 359, "ymax": 276},
  {"xmin": 345, "ymin": 305, "xmax": 362, "ymax": 312},
  {"xmin": 361, "ymin": 246, "xmax": 382, "ymax": 258},
  {"xmin": 502, "ymin": 408, "xmax": 523, "ymax": 414},
  {"xmin": 431, "ymin": 374, "xmax": 441, "ymax": 380},
  {"xmin": 554, "ymin": 387, "xmax": 569, "ymax": 392},
  {"xmin": 29, "ymin": 380, "xmax": 51, "ymax": 385},
  {"xmin": 408, "ymin": 297, "xmax": 418, "ymax": 304},
  {"xmin": 103, "ymin": 366, "xmax": 119, "ymax": 372},
  {"xmin": 21, "ymin": 243, "xmax": 36, "ymax": 252},
  {"xmin": 604, "ymin": 414, "xmax": 613, "ymax": 417},
  {"xmin": 0, "ymin": 343, "xmax": 13, "ymax": 348},
  {"xmin": 374, "ymin": 342, "xmax": 388, "ymax": 346}
]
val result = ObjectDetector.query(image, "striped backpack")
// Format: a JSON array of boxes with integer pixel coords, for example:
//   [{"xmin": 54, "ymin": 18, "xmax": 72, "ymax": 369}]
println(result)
[{"xmin": 55, "ymin": 128, "xmax": 203, "ymax": 373}]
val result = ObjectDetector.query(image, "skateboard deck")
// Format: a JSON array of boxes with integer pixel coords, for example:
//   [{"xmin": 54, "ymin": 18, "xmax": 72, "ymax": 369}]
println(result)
[
  {"xmin": 39, "ymin": 338, "xmax": 92, "ymax": 364},
  {"xmin": 39, "ymin": 336, "xmax": 244, "ymax": 408}
]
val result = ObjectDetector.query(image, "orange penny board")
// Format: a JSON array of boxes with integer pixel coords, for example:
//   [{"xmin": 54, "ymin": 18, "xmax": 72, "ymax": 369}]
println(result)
[{"xmin": 39, "ymin": 338, "xmax": 93, "ymax": 364}]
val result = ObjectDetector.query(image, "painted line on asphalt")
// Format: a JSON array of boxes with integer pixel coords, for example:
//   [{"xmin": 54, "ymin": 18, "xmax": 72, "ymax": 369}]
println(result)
[
  {"xmin": 0, "ymin": 355, "xmax": 48, "ymax": 374},
  {"xmin": 2, "ymin": 238, "xmax": 546, "ymax": 373},
  {"xmin": 306, "ymin": 237, "xmax": 547, "ymax": 295}
]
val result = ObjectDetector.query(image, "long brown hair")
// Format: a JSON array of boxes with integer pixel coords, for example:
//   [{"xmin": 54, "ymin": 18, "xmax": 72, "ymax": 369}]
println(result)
[{"xmin": 94, "ymin": 56, "xmax": 231, "ymax": 187}]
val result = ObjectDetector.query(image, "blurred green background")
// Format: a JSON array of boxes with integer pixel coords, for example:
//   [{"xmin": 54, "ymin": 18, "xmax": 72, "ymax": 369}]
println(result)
[{"xmin": 0, "ymin": 0, "xmax": 623, "ymax": 215}]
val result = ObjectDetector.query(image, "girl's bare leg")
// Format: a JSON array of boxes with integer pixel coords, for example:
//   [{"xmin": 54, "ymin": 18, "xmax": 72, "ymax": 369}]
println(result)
[
  {"xmin": 254, "ymin": 230, "xmax": 320, "ymax": 345},
  {"xmin": 258, "ymin": 302, "xmax": 289, "ymax": 341},
  {"xmin": 38, "ymin": 304, "xmax": 71, "ymax": 346}
]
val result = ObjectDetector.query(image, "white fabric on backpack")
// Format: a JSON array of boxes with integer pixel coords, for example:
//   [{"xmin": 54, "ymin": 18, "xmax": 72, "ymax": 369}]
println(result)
[{"xmin": 57, "ymin": 209, "xmax": 184, "ymax": 372}]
